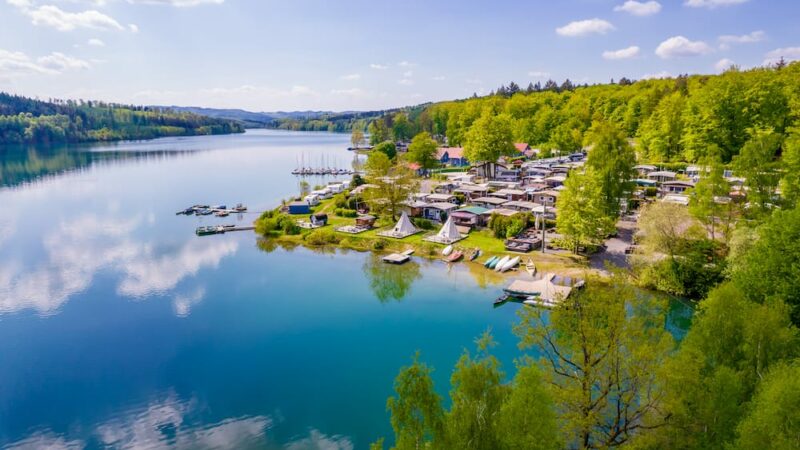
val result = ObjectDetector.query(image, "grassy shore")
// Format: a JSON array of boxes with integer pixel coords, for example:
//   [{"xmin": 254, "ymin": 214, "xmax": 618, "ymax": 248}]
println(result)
[{"xmin": 255, "ymin": 196, "xmax": 588, "ymax": 277}]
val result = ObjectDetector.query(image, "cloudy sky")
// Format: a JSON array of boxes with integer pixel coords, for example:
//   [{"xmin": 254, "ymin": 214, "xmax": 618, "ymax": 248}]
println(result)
[{"xmin": 0, "ymin": 0, "xmax": 798, "ymax": 111}]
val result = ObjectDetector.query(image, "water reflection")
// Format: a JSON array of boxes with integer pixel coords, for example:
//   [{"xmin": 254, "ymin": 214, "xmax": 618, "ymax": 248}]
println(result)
[
  {"xmin": 4, "ymin": 393, "xmax": 272, "ymax": 449},
  {"xmin": 0, "ymin": 212, "xmax": 237, "ymax": 317},
  {"xmin": 0, "ymin": 145, "xmax": 193, "ymax": 189},
  {"xmin": 284, "ymin": 429, "xmax": 354, "ymax": 450},
  {"xmin": 363, "ymin": 253, "xmax": 421, "ymax": 303}
]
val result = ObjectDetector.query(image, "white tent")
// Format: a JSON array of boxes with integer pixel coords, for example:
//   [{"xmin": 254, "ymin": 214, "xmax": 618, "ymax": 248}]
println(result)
[
  {"xmin": 434, "ymin": 216, "xmax": 462, "ymax": 243},
  {"xmin": 378, "ymin": 210, "xmax": 419, "ymax": 238}
]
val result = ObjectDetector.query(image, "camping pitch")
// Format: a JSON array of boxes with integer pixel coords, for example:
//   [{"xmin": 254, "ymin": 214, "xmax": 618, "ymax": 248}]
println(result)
[
  {"xmin": 377, "ymin": 211, "xmax": 420, "ymax": 239},
  {"xmin": 424, "ymin": 216, "xmax": 464, "ymax": 245}
]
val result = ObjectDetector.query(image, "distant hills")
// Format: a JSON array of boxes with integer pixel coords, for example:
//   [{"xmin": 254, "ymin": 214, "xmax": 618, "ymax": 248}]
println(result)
[{"xmin": 160, "ymin": 106, "xmax": 343, "ymax": 128}]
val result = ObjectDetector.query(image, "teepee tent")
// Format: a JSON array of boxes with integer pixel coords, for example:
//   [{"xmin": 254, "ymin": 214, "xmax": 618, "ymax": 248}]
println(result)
[
  {"xmin": 392, "ymin": 211, "xmax": 417, "ymax": 235},
  {"xmin": 434, "ymin": 216, "xmax": 462, "ymax": 243}
]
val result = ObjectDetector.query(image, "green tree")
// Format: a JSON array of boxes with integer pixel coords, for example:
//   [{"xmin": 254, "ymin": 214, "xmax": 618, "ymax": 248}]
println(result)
[
  {"xmin": 515, "ymin": 274, "xmax": 674, "ymax": 449},
  {"xmin": 363, "ymin": 152, "xmax": 419, "ymax": 220},
  {"xmin": 730, "ymin": 207, "xmax": 800, "ymax": 325},
  {"xmin": 733, "ymin": 130, "xmax": 783, "ymax": 216},
  {"xmin": 688, "ymin": 152, "xmax": 732, "ymax": 241},
  {"xmin": 369, "ymin": 119, "xmax": 390, "ymax": 145},
  {"xmin": 374, "ymin": 141, "xmax": 397, "ymax": 160},
  {"xmin": 351, "ymin": 128, "xmax": 366, "ymax": 148},
  {"xmin": 392, "ymin": 113, "xmax": 414, "ymax": 142},
  {"xmin": 406, "ymin": 132, "xmax": 439, "ymax": 172},
  {"xmin": 638, "ymin": 91, "xmax": 686, "ymax": 162},
  {"xmin": 735, "ymin": 362, "xmax": 800, "ymax": 450},
  {"xmin": 463, "ymin": 112, "xmax": 516, "ymax": 164},
  {"xmin": 443, "ymin": 332, "xmax": 509, "ymax": 450},
  {"xmin": 556, "ymin": 169, "xmax": 615, "ymax": 253},
  {"xmin": 779, "ymin": 128, "xmax": 800, "ymax": 208},
  {"xmin": 496, "ymin": 362, "xmax": 561, "ymax": 450},
  {"xmin": 386, "ymin": 354, "xmax": 445, "ymax": 450},
  {"xmin": 585, "ymin": 120, "xmax": 636, "ymax": 217}
]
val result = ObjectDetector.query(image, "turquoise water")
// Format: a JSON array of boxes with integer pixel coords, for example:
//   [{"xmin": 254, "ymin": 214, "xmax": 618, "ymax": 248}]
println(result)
[{"xmin": 0, "ymin": 130, "xmax": 690, "ymax": 449}]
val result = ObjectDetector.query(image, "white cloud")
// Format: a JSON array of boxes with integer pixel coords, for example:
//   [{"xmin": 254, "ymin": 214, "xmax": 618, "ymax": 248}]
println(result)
[
  {"xmin": 173, "ymin": 287, "xmax": 205, "ymax": 317},
  {"xmin": 528, "ymin": 70, "xmax": 550, "ymax": 78},
  {"xmin": 714, "ymin": 58, "xmax": 736, "ymax": 72},
  {"xmin": 602, "ymin": 45, "xmax": 640, "ymax": 60},
  {"xmin": 556, "ymin": 18, "xmax": 615, "ymax": 37},
  {"xmin": 339, "ymin": 73, "xmax": 360, "ymax": 81},
  {"xmin": 87, "ymin": 38, "xmax": 105, "ymax": 46},
  {"xmin": 0, "ymin": 48, "xmax": 90, "ymax": 78},
  {"xmin": 128, "ymin": 23, "xmax": 139, "ymax": 32},
  {"xmin": 763, "ymin": 47, "xmax": 800, "ymax": 65},
  {"xmin": 127, "ymin": 0, "xmax": 225, "ymax": 6},
  {"xmin": 718, "ymin": 30, "xmax": 765, "ymax": 49},
  {"xmin": 7, "ymin": 1, "xmax": 128, "ymax": 31},
  {"xmin": 402, "ymin": 70, "xmax": 413, "ymax": 78},
  {"xmin": 685, "ymin": 0, "xmax": 749, "ymax": 8},
  {"xmin": 432, "ymin": 75, "xmax": 445, "ymax": 81},
  {"xmin": 398, "ymin": 60, "xmax": 417, "ymax": 67},
  {"xmin": 398, "ymin": 78, "xmax": 413, "ymax": 86},
  {"xmin": 330, "ymin": 88, "xmax": 364, "ymax": 96},
  {"xmin": 369, "ymin": 63, "xmax": 387, "ymax": 70},
  {"xmin": 641, "ymin": 71, "xmax": 673, "ymax": 79},
  {"xmin": 715, "ymin": 58, "xmax": 736, "ymax": 71},
  {"xmin": 614, "ymin": 1, "xmax": 661, "ymax": 16},
  {"xmin": 655, "ymin": 36, "xmax": 713, "ymax": 58},
  {"xmin": 285, "ymin": 429, "xmax": 353, "ymax": 450}
]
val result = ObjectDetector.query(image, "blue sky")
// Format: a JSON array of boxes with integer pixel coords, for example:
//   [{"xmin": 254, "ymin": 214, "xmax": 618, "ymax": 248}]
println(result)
[{"xmin": 0, "ymin": 0, "xmax": 798, "ymax": 111}]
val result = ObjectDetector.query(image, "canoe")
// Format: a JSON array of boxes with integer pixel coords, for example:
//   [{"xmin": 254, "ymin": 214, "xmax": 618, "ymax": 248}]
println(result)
[
  {"xmin": 484, "ymin": 256, "xmax": 497, "ymax": 268},
  {"xmin": 499, "ymin": 256, "xmax": 520, "ymax": 272},
  {"xmin": 525, "ymin": 258, "xmax": 536, "ymax": 276},
  {"xmin": 445, "ymin": 251, "xmax": 463, "ymax": 263},
  {"xmin": 494, "ymin": 256, "xmax": 510, "ymax": 272},
  {"xmin": 487, "ymin": 256, "xmax": 500, "ymax": 269},
  {"xmin": 442, "ymin": 245, "xmax": 453, "ymax": 256},
  {"xmin": 469, "ymin": 248, "xmax": 481, "ymax": 261}
]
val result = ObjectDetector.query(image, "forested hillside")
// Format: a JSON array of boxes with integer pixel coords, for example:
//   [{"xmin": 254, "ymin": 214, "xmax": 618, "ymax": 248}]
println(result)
[
  {"xmin": 371, "ymin": 62, "xmax": 800, "ymax": 163},
  {"xmin": 0, "ymin": 93, "xmax": 244, "ymax": 145}
]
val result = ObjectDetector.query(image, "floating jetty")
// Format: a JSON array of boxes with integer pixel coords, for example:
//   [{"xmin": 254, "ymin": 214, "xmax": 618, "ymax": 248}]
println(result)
[
  {"xmin": 382, "ymin": 249, "xmax": 415, "ymax": 264},
  {"xmin": 177, "ymin": 203, "xmax": 248, "ymax": 216},
  {"xmin": 195, "ymin": 225, "xmax": 255, "ymax": 236}
]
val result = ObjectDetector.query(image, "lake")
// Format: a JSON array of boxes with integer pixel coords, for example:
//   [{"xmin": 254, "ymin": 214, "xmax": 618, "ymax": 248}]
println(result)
[{"xmin": 0, "ymin": 130, "xmax": 691, "ymax": 449}]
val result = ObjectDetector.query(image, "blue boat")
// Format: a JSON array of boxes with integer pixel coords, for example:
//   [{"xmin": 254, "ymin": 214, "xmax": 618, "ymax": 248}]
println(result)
[{"xmin": 484, "ymin": 256, "xmax": 498, "ymax": 268}]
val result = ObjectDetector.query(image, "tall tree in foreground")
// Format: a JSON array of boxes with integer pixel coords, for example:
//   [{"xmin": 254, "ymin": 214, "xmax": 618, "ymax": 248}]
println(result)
[
  {"xmin": 406, "ymin": 132, "xmax": 439, "ymax": 173},
  {"xmin": 514, "ymin": 274, "xmax": 674, "ymax": 449},
  {"xmin": 688, "ymin": 151, "xmax": 732, "ymax": 241},
  {"xmin": 385, "ymin": 354, "xmax": 445, "ymax": 450},
  {"xmin": 496, "ymin": 362, "xmax": 562, "ymax": 450},
  {"xmin": 585, "ymin": 120, "xmax": 636, "ymax": 217},
  {"xmin": 779, "ymin": 128, "xmax": 800, "ymax": 208},
  {"xmin": 463, "ymin": 111, "xmax": 516, "ymax": 164},
  {"xmin": 735, "ymin": 362, "xmax": 800, "ymax": 450},
  {"xmin": 363, "ymin": 152, "xmax": 419, "ymax": 220},
  {"xmin": 556, "ymin": 169, "xmax": 615, "ymax": 253},
  {"xmin": 733, "ymin": 130, "xmax": 782, "ymax": 217}
]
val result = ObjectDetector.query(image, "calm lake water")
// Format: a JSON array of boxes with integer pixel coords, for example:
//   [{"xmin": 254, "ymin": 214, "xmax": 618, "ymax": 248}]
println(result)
[{"xmin": 0, "ymin": 130, "xmax": 691, "ymax": 449}]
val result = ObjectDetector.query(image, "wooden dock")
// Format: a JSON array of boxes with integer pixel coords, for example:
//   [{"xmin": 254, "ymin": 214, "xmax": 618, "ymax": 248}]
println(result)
[{"xmin": 382, "ymin": 249, "xmax": 415, "ymax": 264}]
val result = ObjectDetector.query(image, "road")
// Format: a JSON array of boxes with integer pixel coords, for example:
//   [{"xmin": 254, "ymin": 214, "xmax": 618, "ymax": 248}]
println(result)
[{"xmin": 590, "ymin": 218, "xmax": 637, "ymax": 272}]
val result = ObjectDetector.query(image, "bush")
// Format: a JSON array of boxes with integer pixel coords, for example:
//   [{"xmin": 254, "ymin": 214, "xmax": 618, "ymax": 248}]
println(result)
[
  {"xmin": 412, "ymin": 218, "xmax": 435, "ymax": 230},
  {"xmin": 489, "ymin": 212, "xmax": 532, "ymax": 238},
  {"xmin": 644, "ymin": 187, "xmax": 658, "ymax": 197},
  {"xmin": 372, "ymin": 238, "xmax": 388, "ymax": 250},
  {"xmin": 350, "ymin": 174, "xmax": 365, "ymax": 188},
  {"xmin": 305, "ymin": 228, "xmax": 341, "ymax": 245},
  {"xmin": 335, "ymin": 208, "xmax": 358, "ymax": 218},
  {"xmin": 333, "ymin": 193, "xmax": 348, "ymax": 208}
]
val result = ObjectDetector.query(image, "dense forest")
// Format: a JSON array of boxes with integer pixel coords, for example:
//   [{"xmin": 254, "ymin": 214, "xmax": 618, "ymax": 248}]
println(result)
[
  {"xmin": 0, "ymin": 93, "xmax": 244, "ymax": 145},
  {"xmin": 274, "ymin": 106, "xmax": 429, "ymax": 134},
  {"xmin": 357, "ymin": 61, "xmax": 800, "ymax": 164}
]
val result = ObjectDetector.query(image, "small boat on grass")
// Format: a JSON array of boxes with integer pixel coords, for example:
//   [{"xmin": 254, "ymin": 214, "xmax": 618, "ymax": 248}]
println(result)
[
  {"xmin": 494, "ymin": 256, "xmax": 510, "ymax": 272},
  {"xmin": 444, "ymin": 250, "xmax": 464, "ymax": 263},
  {"xmin": 525, "ymin": 258, "xmax": 536, "ymax": 276},
  {"xmin": 484, "ymin": 256, "xmax": 498, "ymax": 268},
  {"xmin": 498, "ymin": 256, "xmax": 520, "ymax": 273},
  {"xmin": 468, "ymin": 248, "xmax": 481, "ymax": 261},
  {"xmin": 442, "ymin": 245, "xmax": 454, "ymax": 256}
]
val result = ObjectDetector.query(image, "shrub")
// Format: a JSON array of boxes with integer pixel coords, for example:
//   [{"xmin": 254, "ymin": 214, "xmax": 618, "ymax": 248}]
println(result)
[
  {"xmin": 333, "ymin": 193, "xmax": 348, "ymax": 208},
  {"xmin": 372, "ymin": 238, "xmax": 388, "ymax": 250},
  {"xmin": 335, "ymin": 208, "xmax": 358, "ymax": 218},
  {"xmin": 305, "ymin": 228, "xmax": 341, "ymax": 245},
  {"xmin": 644, "ymin": 187, "xmax": 658, "ymax": 197},
  {"xmin": 413, "ymin": 218, "xmax": 435, "ymax": 230}
]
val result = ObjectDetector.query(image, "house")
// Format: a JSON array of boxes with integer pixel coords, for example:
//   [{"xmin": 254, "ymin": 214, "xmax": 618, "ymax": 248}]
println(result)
[
  {"xmin": 471, "ymin": 196, "xmax": 509, "ymax": 210},
  {"xmin": 424, "ymin": 193, "xmax": 458, "ymax": 204},
  {"xmin": 288, "ymin": 201, "xmax": 311, "ymax": 215},
  {"xmin": 524, "ymin": 167, "xmax": 552, "ymax": 178},
  {"xmin": 489, "ymin": 208, "xmax": 521, "ymax": 218},
  {"xmin": 473, "ymin": 161, "xmax": 506, "ymax": 180},
  {"xmin": 532, "ymin": 190, "xmax": 560, "ymax": 206},
  {"xmin": 634, "ymin": 164, "xmax": 658, "ymax": 177},
  {"xmin": 406, "ymin": 162, "xmax": 424, "ymax": 176},
  {"xmin": 647, "ymin": 171, "xmax": 677, "ymax": 183},
  {"xmin": 514, "ymin": 143, "xmax": 531, "ymax": 155},
  {"xmin": 544, "ymin": 175, "xmax": 567, "ymax": 188},
  {"xmin": 450, "ymin": 206, "xmax": 490, "ymax": 228},
  {"xmin": 503, "ymin": 200, "xmax": 544, "ymax": 214},
  {"xmin": 433, "ymin": 182, "xmax": 457, "ymax": 194},
  {"xmin": 489, "ymin": 188, "xmax": 527, "ymax": 202},
  {"xmin": 355, "ymin": 215, "xmax": 377, "ymax": 228},
  {"xmin": 494, "ymin": 168, "xmax": 521, "ymax": 182},
  {"xmin": 423, "ymin": 202, "xmax": 458, "ymax": 221},
  {"xmin": 436, "ymin": 147, "xmax": 469, "ymax": 166},
  {"xmin": 453, "ymin": 184, "xmax": 489, "ymax": 200},
  {"xmin": 634, "ymin": 179, "xmax": 658, "ymax": 188},
  {"xmin": 660, "ymin": 180, "xmax": 695, "ymax": 195},
  {"xmin": 310, "ymin": 213, "xmax": 328, "ymax": 227},
  {"xmin": 407, "ymin": 200, "xmax": 429, "ymax": 217}
]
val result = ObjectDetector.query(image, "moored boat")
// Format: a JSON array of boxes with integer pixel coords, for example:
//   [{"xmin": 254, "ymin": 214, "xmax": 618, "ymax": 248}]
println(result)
[
  {"xmin": 484, "ymin": 256, "xmax": 498, "ymax": 268},
  {"xmin": 444, "ymin": 250, "xmax": 463, "ymax": 263},
  {"xmin": 442, "ymin": 245, "xmax": 453, "ymax": 256},
  {"xmin": 499, "ymin": 256, "xmax": 520, "ymax": 272},
  {"xmin": 493, "ymin": 256, "xmax": 510, "ymax": 271}
]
